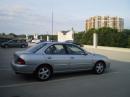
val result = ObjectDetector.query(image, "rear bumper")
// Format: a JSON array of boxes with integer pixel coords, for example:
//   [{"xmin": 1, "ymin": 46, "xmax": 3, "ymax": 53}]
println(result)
[{"xmin": 11, "ymin": 61, "xmax": 36, "ymax": 74}]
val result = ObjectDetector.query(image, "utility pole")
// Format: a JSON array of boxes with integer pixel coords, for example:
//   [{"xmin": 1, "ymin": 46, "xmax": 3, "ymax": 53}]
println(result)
[{"xmin": 93, "ymin": 33, "xmax": 98, "ymax": 48}]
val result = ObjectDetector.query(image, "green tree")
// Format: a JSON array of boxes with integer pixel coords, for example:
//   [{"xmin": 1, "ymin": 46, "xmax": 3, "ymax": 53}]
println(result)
[
  {"xmin": 49, "ymin": 35, "xmax": 57, "ymax": 41},
  {"xmin": 73, "ymin": 28, "xmax": 130, "ymax": 48},
  {"xmin": 74, "ymin": 32, "xmax": 84, "ymax": 44},
  {"xmin": 127, "ymin": 36, "xmax": 130, "ymax": 48},
  {"xmin": 8, "ymin": 33, "xmax": 17, "ymax": 37},
  {"xmin": 17, "ymin": 34, "xmax": 26, "ymax": 39}
]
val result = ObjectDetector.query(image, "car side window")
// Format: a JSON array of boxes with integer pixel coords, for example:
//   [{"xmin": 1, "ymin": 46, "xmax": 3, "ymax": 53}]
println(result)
[
  {"xmin": 17, "ymin": 40, "xmax": 21, "ymax": 43},
  {"xmin": 66, "ymin": 44, "xmax": 85, "ymax": 55},
  {"xmin": 45, "ymin": 44, "xmax": 66, "ymax": 55},
  {"xmin": 10, "ymin": 40, "xmax": 16, "ymax": 43}
]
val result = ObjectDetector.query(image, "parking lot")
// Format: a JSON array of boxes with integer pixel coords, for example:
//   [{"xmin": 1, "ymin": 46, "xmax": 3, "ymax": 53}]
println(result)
[{"xmin": 0, "ymin": 47, "xmax": 130, "ymax": 97}]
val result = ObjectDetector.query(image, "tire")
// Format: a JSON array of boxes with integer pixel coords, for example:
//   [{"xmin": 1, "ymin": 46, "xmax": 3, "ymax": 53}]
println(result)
[
  {"xmin": 35, "ymin": 65, "xmax": 52, "ymax": 81},
  {"xmin": 93, "ymin": 61, "xmax": 105, "ymax": 74},
  {"xmin": 21, "ymin": 45, "xmax": 25, "ymax": 48},
  {"xmin": 4, "ymin": 45, "xmax": 8, "ymax": 48}
]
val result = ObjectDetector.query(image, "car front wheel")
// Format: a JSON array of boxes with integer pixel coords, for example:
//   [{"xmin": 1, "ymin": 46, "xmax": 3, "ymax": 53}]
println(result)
[
  {"xmin": 94, "ymin": 61, "xmax": 105, "ymax": 74},
  {"xmin": 36, "ymin": 65, "xmax": 52, "ymax": 81},
  {"xmin": 4, "ymin": 45, "xmax": 8, "ymax": 48}
]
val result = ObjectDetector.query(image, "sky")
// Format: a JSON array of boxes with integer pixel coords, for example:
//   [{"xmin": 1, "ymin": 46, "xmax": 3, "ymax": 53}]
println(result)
[{"xmin": 0, "ymin": 0, "xmax": 130, "ymax": 35}]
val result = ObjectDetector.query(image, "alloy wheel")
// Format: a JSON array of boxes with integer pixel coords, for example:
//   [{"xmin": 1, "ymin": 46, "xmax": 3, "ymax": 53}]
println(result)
[
  {"xmin": 37, "ymin": 66, "xmax": 51, "ymax": 80},
  {"xmin": 94, "ymin": 62, "xmax": 105, "ymax": 74},
  {"xmin": 21, "ymin": 45, "xmax": 25, "ymax": 48}
]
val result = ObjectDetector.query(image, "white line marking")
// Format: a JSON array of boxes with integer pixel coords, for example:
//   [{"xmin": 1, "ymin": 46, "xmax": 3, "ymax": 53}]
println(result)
[
  {"xmin": 0, "ymin": 69, "xmax": 12, "ymax": 71},
  {"xmin": 0, "ymin": 82, "xmax": 39, "ymax": 88},
  {"xmin": 0, "ymin": 71, "xmax": 121, "ymax": 88},
  {"xmin": 105, "ymin": 71, "xmax": 120, "ymax": 75},
  {"xmin": 109, "ymin": 71, "xmax": 120, "ymax": 74}
]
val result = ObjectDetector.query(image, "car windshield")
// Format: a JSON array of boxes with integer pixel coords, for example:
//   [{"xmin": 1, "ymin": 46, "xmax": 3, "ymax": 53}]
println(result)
[{"xmin": 26, "ymin": 43, "xmax": 47, "ymax": 53}]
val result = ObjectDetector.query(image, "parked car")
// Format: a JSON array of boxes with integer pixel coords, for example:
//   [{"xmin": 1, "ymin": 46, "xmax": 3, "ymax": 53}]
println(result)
[
  {"xmin": 11, "ymin": 42, "xmax": 110, "ymax": 81},
  {"xmin": 1, "ymin": 39, "xmax": 28, "ymax": 48}
]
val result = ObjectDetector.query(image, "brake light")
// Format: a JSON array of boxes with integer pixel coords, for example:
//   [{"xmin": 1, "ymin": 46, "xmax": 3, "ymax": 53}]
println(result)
[{"xmin": 17, "ymin": 58, "xmax": 25, "ymax": 64}]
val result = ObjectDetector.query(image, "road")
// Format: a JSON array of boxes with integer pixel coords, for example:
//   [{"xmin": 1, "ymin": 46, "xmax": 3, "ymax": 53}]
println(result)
[{"xmin": 0, "ymin": 47, "xmax": 130, "ymax": 97}]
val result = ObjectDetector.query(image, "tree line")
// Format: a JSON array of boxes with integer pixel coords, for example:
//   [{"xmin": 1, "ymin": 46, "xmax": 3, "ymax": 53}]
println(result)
[
  {"xmin": 74, "ymin": 27, "xmax": 130, "ymax": 48},
  {"xmin": 0, "ymin": 33, "xmax": 57, "ymax": 41}
]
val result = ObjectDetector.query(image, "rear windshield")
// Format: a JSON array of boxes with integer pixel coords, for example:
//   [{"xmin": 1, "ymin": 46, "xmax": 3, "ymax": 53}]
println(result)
[{"xmin": 26, "ymin": 43, "xmax": 47, "ymax": 53}]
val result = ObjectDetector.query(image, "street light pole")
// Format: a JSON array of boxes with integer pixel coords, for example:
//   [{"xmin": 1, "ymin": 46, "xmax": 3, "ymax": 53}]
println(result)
[{"xmin": 51, "ymin": 9, "xmax": 53, "ymax": 41}]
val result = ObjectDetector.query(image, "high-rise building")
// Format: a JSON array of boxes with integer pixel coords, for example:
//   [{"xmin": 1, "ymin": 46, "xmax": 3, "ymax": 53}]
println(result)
[{"xmin": 85, "ymin": 16, "xmax": 124, "ymax": 32}]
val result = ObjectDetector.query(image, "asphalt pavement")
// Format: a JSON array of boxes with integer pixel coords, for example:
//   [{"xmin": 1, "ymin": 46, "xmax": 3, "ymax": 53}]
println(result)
[{"xmin": 0, "ymin": 47, "xmax": 130, "ymax": 97}]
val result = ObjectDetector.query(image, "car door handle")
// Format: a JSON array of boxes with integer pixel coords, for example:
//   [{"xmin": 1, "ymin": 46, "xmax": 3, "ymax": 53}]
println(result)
[{"xmin": 48, "ymin": 57, "xmax": 52, "ymax": 59}]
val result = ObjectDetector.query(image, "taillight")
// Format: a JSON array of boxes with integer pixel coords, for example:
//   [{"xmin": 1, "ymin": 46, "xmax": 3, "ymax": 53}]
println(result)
[{"xmin": 17, "ymin": 58, "xmax": 25, "ymax": 65}]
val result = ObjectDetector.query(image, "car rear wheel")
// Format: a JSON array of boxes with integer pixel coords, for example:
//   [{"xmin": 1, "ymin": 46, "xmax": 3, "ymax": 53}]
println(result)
[
  {"xmin": 94, "ymin": 61, "xmax": 105, "ymax": 74},
  {"xmin": 36, "ymin": 65, "xmax": 52, "ymax": 81},
  {"xmin": 21, "ymin": 45, "xmax": 25, "ymax": 48}
]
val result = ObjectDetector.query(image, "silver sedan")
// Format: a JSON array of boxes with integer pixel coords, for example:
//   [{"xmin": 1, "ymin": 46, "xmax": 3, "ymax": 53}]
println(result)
[{"xmin": 11, "ymin": 42, "xmax": 110, "ymax": 81}]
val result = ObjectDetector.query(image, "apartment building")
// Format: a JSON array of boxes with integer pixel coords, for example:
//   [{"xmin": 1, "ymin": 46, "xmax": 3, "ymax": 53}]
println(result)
[{"xmin": 86, "ymin": 16, "xmax": 124, "ymax": 32}]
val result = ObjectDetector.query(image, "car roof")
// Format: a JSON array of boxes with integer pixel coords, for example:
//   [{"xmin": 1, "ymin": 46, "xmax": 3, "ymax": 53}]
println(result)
[{"xmin": 40, "ymin": 41, "xmax": 74, "ymax": 45}]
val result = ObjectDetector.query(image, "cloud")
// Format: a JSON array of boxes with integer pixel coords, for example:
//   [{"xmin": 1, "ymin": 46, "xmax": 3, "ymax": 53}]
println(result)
[
  {"xmin": 0, "ymin": 4, "xmax": 30, "ymax": 20},
  {"xmin": 0, "ymin": 4, "xmax": 53, "ymax": 34},
  {"xmin": 0, "ymin": 4, "xmax": 51, "ymax": 23},
  {"xmin": 0, "ymin": 4, "xmax": 83, "ymax": 34}
]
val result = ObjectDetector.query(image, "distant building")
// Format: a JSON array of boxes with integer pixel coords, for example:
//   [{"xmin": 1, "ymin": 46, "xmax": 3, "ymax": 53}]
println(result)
[
  {"xmin": 85, "ymin": 16, "xmax": 124, "ymax": 32},
  {"xmin": 58, "ymin": 30, "xmax": 74, "ymax": 42},
  {"xmin": 31, "ymin": 33, "xmax": 40, "ymax": 43},
  {"xmin": 34, "ymin": 33, "xmax": 38, "ymax": 39}
]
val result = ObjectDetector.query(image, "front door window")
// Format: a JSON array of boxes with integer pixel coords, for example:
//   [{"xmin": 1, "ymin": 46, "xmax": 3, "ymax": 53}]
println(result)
[{"xmin": 66, "ymin": 44, "xmax": 85, "ymax": 55}]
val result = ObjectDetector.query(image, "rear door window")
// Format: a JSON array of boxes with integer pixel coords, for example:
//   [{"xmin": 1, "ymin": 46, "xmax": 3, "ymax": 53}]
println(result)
[{"xmin": 45, "ymin": 44, "xmax": 66, "ymax": 55}]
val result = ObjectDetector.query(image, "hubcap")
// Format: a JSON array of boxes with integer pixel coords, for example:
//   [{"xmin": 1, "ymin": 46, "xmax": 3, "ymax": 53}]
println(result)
[
  {"xmin": 95, "ymin": 63, "xmax": 104, "ymax": 73},
  {"xmin": 38, "ymin": 67, "xmax": 50, "ymax": 80}
]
